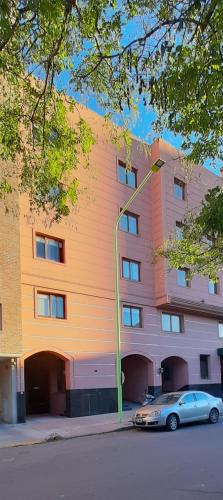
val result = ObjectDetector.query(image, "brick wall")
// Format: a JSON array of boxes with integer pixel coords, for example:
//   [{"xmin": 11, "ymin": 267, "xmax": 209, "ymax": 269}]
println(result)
[{"xmin": 0, "ymin": 196, "xmax": 22, "ymax": 355}]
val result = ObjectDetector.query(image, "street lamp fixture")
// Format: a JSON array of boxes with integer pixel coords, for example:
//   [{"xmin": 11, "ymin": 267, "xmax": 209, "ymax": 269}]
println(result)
[
  {"xmin": 151, "ymin": 158, "xmax": 165, "ymax": 170},
  {"xmin": 114, "ymin": 158, "xmax": 166, "ymax": 423}
]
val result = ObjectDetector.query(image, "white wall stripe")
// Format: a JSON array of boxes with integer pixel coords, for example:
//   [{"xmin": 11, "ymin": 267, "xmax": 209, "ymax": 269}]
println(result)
[
  {"xmin": 31, "ymin": 335, "xmax": 113, "ymax": 342},
  {"xmin": 120, "ymin": 340, "xmax": 219, "ymax": 351}
]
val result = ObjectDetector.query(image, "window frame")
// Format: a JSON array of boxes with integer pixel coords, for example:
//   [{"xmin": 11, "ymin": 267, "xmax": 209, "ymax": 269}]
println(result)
[
  {"xmin": 161, "ymin": 312, "xmax": 183, "ymax": 334},
  {"xmin": 174, "ymin": 177, "xmax": 186, "ymax": 201},
  {"xmin": 181, "ymin": 393, "xmax": 196, "ymax": 404},
  {"xmin": 194, "ymin": 392, "xmax": 208, "ymax": 402},
  {"xmin": 122, "ymin": 305, "xmax": 142, "ymax": 328},
  {"xmin": 208, "ymin": 278, "xmax": 219, "ymax": 295},
  {"xmin": 119, "ymin": 210, "xmax": 139, "ymax": 235},
  {"xmin": 117, "ymin": 160, "xmax": 137, "ymax": 188},
  {"xmin": 35, "ymin": 233, "xmax": 65, "ymax": 264},
  {"xmin": 121, "ymin": 258, "xmax": 141, "ymax": 282},
  {"xmin": 36, "ymin": 291, "xmax": 66, "ymax": 320},
  {"xmin": 177, "ymin": 268, "xmax": 191, "ymax": 288},
  {"xmin": 218, "ymin": 322, "xmax": 223, "ymax": 338},
  {"xmin": 200, "ymin": 354, "xmax": 210, "ymax": 380}
]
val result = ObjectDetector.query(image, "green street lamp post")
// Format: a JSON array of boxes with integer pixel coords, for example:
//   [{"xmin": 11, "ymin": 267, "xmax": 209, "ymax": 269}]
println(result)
[{"xmin": 114, "ymin": 158, "xmax": 165, "ymax": 423}]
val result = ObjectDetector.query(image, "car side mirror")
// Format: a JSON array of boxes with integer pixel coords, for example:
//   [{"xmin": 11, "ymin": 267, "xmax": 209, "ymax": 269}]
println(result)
[{"xmin": 179, "ymin": 400, "xmax": 185, "ymax": 406}]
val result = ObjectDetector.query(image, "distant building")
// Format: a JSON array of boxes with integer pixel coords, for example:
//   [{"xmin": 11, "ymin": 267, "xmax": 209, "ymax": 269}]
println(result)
[{"xmin": 1, "ymin": 107, "xmax": 223, "ymax": 423}]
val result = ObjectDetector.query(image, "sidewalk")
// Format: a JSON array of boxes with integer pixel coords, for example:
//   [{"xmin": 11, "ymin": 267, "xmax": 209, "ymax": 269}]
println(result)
[{"xmin": 0, "ymin": 410, "xmax": 134, "ymax": 449}]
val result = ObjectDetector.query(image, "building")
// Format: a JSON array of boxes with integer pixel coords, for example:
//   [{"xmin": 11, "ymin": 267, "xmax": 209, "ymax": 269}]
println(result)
[
  {"xmin": 0, "ymin": 196, "xmax": 22, "ymax": 423},
  {"xmin": 1, "ymin": 106, "xmax": 223, "ymax": 423}
]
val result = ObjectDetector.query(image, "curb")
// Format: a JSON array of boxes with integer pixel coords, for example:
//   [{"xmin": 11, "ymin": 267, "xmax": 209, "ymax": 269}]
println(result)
[
  {"xmin": 0, "ymin": 439, "xmax": 44, "ymax": 449},
  {"xmin": 0, "ymin": 424, "xmax": 133, "ymax": 449}
]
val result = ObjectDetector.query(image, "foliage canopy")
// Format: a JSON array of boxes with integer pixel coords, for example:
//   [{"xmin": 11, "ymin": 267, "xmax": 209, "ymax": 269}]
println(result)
[
  {"xmin": 0, "ymin": 1, "xmax": 222, "ymax": 262},
  {"xmin": 159, "ymin": 186, "xmax": 223, "ymax": 279}
]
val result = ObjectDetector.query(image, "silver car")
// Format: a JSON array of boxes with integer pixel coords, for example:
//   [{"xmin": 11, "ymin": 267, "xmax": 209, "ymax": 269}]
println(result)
[{"xmin": 132, "ymin": 391, "xmax": 223, "ymax": 431}]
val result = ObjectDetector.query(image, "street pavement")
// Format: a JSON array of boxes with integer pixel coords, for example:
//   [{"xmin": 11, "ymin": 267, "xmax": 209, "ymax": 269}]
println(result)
[
  {"xmin": 0, "ymin": 411, "xmax": 133, "ymax": 448},
  {"xmin": 0, "ymin": 420, "xmax": 223, "ymax": 500}
]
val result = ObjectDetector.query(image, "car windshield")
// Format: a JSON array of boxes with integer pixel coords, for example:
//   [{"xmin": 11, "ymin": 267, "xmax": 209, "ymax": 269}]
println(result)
[{"xmin": 151, "ymin": 393, "xmax": 182, "ymax": 405}]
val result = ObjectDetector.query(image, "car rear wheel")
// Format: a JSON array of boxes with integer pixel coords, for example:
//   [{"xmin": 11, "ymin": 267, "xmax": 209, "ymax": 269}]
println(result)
[
  {"xmin": 166, "ymin": 414, "xmax": 178, "ymax": 432},
  {"xmin": 209, "ymin": 408, "xmax": 219, "ymax": 424}
]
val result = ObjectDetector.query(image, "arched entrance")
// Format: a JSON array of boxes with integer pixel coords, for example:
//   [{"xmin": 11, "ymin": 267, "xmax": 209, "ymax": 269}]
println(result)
[
  {"xmin": 161, "ymin": 356, "xmax": 188, "ymax": 393},
  {"xmin": 25, "ymin": 352, "xmax": 66, "ymax": 416},
  {"xmin": 121, "ymin": 354, "xmax": 153, "ymax": 403}
]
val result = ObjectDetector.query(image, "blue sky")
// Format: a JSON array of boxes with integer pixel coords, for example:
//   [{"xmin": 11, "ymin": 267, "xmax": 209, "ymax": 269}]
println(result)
[
  {"xmin": 56, "ymin": 73, "xmax": 221, "ymax": 176},
  {"xmin": 85, "ymin": 95, "xmax": 222, "ymax": 176}
]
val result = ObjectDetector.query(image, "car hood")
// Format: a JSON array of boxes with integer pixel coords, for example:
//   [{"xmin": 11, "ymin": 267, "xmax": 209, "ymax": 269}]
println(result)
[{"xmin": 135, "ymin": 404, "xmax": 171, "ymax": 415}]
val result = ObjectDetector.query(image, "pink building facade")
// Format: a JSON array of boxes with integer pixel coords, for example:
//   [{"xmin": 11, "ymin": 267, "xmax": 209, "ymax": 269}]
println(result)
[{"xmin": 10, "ymin": 108, "xmax": 223, "ymax": 423}]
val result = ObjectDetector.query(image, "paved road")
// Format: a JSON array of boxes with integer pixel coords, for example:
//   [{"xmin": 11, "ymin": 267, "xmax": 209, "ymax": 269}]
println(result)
[{"xmin": 1, "ymin": 421, "xmax": 223, "ymax": 500}]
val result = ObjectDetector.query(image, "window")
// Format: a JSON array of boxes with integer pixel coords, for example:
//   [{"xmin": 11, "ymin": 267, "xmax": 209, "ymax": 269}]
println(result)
[
  {"xmin": 36, "ymin": 234, "xmax": 64, "ymax": 263},
  {"xmin": 123, "ymin": 306, "xmax": 142, "ymax": 327},
  {"xmin": 46, "ymin": 183, "xmax": 63, "ymax": 205},
  {"xmin": 177, "ymin": 268, "xmax": 190, "ymax": 287},
  {"xmin": 176, "ymin": 222, "xmax": 184, "ymax": 240},
  {"xmin": 119, "ymin": 210, "xmax": 138, "ymax": 235},
  {"xmin": 122, "ymin": 259, "xmax": 140, "ymax": 281},
  {"xmin": 218, "ymin": 323, "xmax": 223, "ymax": 338},
  {"xmin": 49, "ymin": 128, "xmax": 60, "ymax": 143},
  {"xmin": 37, "ymin": 293, "xmax": 65, "ymax": 319},
  {"xmin": 118, "ymin": 161, "xmax": 137, "ymax": 188},
  {"xmin": 162, "ymin": 313, "xmax": 182, "ymax": 333},
  {"xmin": 153, "ymin": 393, "xmax": 182, "ymax": 405},
  {"xmin": 174, "ymin": 178, "xmax": 185, "ymax": 200},
  {"xmin": 195, "ymin": 392, "xmax": 208, "ymax": 401},
  {"xmin": 205, "ymin": 238, "xmax": 213, "ymax": 248},
  {"xmin": 208, "ymin": 279, "xmax": 219, "ymax": 295},
  {"xmin": 200, "ymin": 355, "xmax": 209, "ymax": 379},
  {"xmin": 181, "ymin": 393, "xmax": 195, "ymax": 404}
]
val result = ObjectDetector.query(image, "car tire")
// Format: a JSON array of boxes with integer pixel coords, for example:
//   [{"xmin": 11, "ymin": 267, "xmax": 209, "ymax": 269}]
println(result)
[
  {"xmin": 166, "ymin": 414, "xmax": 178, "ymax": 432},
  {"xmin": 209, "ymin": 408, "xmax": 219, "ymax": 424}
]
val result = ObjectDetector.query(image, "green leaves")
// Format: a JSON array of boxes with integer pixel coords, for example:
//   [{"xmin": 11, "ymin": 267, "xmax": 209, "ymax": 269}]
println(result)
[
  {"xmin": 20, "ymin": 96, "xmax": 95, "ymax": 220},
  {"xmin": 0, "ymin": 0, "xmax": 222, "ymax": 227},
  {"xmin": 158, "ymin": 187, "xmax": 223, "ymax": 278},
  {"xmin": 197, "ymin": 187, "xmax": 223, "ymax": 236}
]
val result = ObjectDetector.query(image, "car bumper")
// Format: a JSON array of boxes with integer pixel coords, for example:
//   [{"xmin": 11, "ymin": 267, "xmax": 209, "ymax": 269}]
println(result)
[
  {"xmin": 133, "ymin": 421, "xmax": 159, "ymax": 427},
  {"xmin": 132, "ymin": 417, "xmax": 165, "ymax": 428}
]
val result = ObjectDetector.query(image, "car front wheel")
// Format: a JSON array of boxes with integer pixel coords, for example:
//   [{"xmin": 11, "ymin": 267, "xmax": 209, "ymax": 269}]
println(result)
[
  {"xmin": 166, "ymin": 414, "xmax": 178, "ymax": 432},
  {"xmin": 209, "ymin": 408, "xmax": 219, "ymax": 424}
]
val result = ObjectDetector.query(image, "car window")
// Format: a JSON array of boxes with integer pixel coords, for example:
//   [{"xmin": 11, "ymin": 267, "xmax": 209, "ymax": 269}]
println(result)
[
  {"xmin": 181, "ymin": 393, "xmax": 195, "ymax": 404},
  {"xmin": 195, "ymin": 393, "xmax": 208, "ymax": 401},
  {"xmin": 152, "ymin": 393, "xmax": 182, "ymax": 405}
]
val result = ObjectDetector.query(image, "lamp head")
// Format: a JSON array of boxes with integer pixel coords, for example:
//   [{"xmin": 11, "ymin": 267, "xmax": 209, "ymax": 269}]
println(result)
[{"xmin": 151, "ymin": 158, "xmax": 165, "ymax": 173}]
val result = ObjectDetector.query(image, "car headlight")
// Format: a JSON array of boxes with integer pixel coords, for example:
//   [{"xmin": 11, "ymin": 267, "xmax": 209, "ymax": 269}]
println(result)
[{"xmin": 148, "ymin": 410, "xmax": 161, "ymax": 418}]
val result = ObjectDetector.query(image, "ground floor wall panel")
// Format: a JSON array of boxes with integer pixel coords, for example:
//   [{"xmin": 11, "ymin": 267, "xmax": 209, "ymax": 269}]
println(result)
[
  {"xmin": 66, "ymin": 388, "xmax": 117, "ymax": 417},
  {"xmin": 18, "ymin": 295, "xmax": 223, "ymax": 420}
]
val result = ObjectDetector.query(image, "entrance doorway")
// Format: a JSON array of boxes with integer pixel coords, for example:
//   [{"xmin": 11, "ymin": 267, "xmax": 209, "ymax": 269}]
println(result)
[
  {"xmin": 161, "ymin": 356, "xmax": 188, "ymax": 393},
  {"xmin": 25, "ymin": 352, "xmax": 66, "ymax": 416},
  {"xmin": 121, "ymin": 354, "xmax": 153, "ymax": 403}
]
